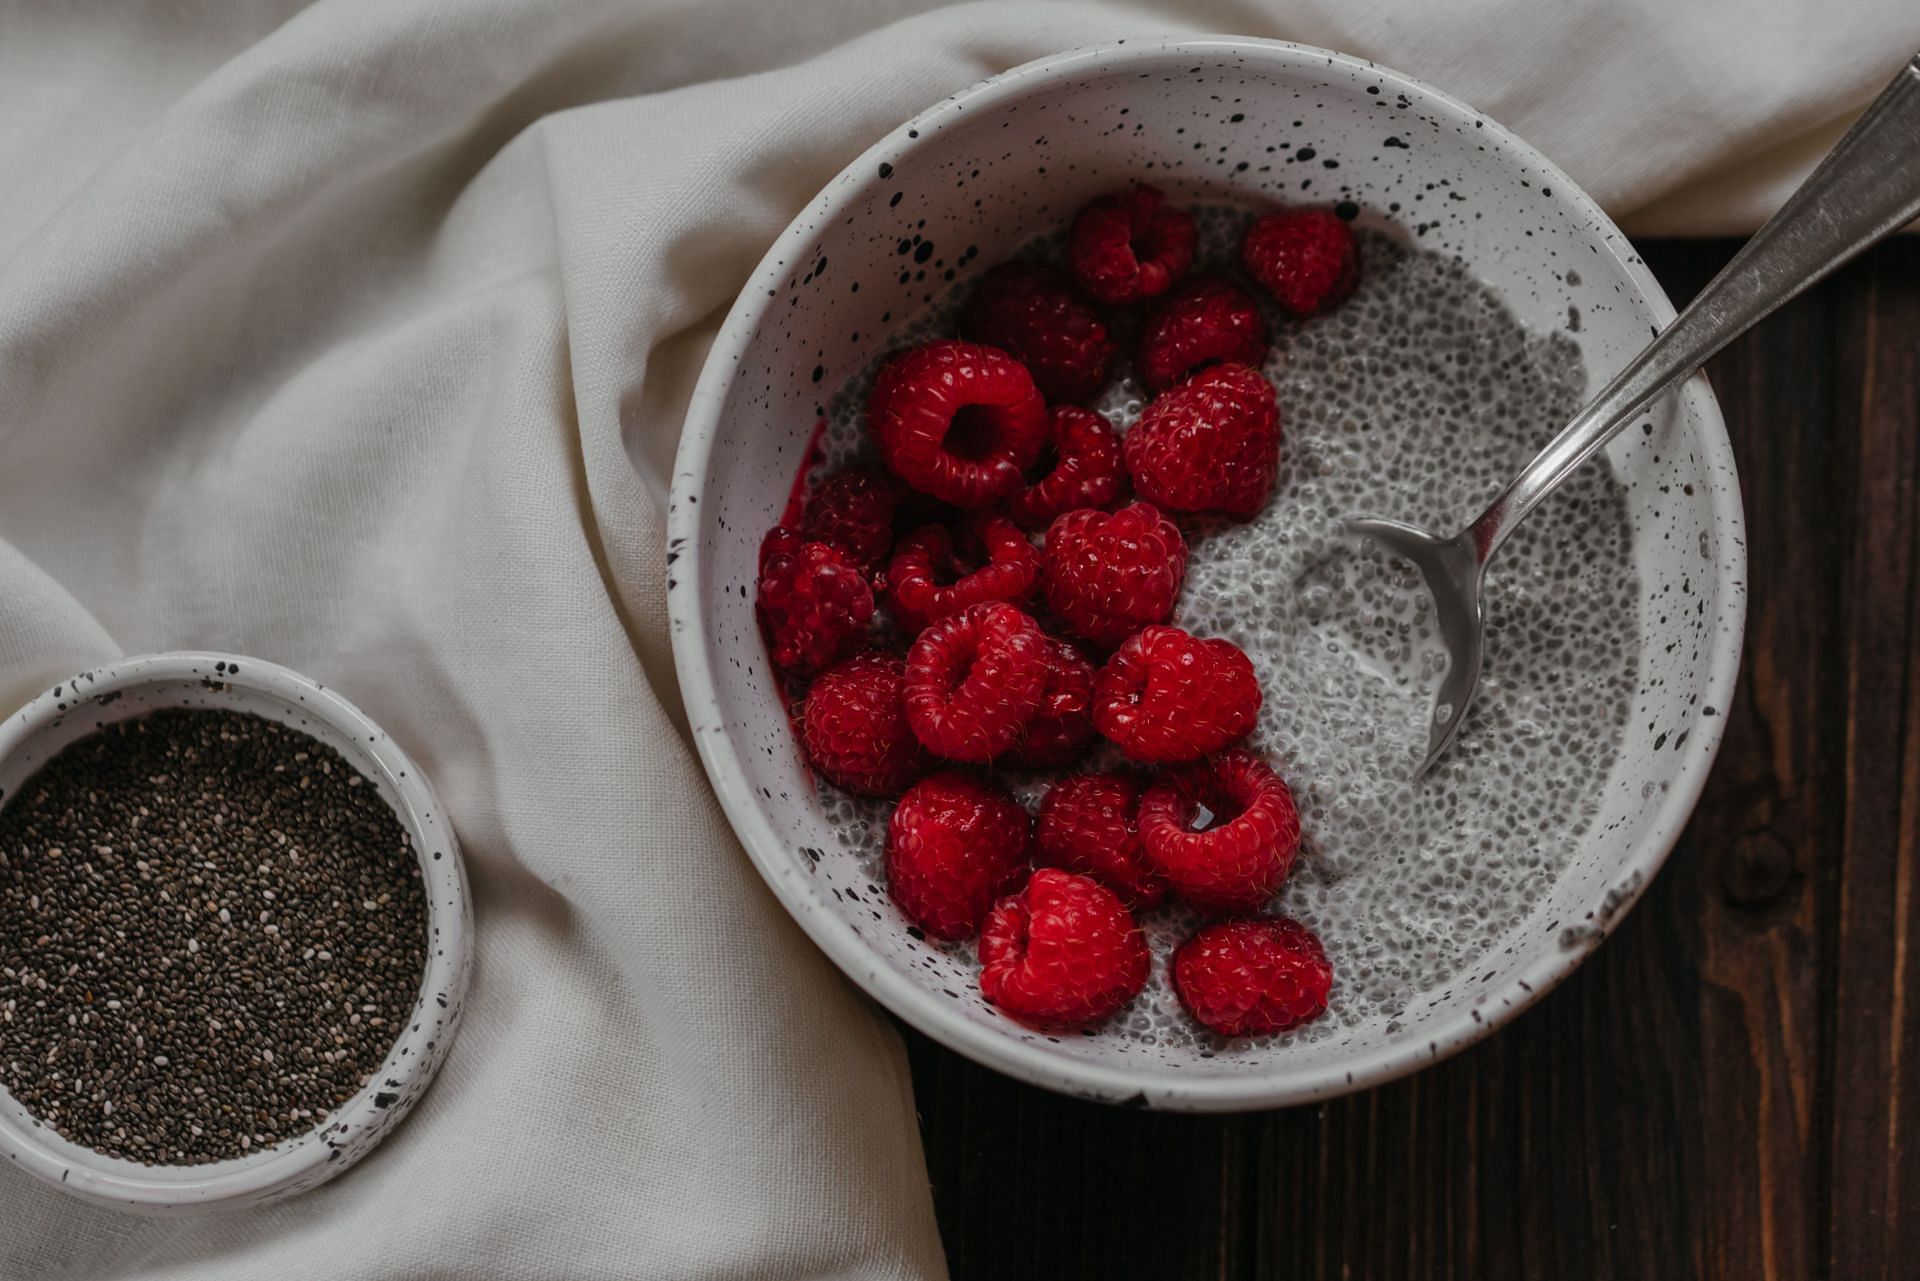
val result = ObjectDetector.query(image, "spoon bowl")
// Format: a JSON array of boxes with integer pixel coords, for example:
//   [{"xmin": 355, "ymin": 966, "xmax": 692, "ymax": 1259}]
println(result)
[{"xmin": 1341, "ymin": 516, "xmax": 1483, "ymax": 775}]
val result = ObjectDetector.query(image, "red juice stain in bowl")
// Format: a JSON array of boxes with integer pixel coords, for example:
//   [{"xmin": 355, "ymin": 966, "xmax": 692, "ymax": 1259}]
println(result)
[
  {"xmin": 763, "ymin": 415, "xmax": 833, "ymax": 786},
  {"xmin": 777, "ymin": 416, "xmax": 830, "ymax": 531}
]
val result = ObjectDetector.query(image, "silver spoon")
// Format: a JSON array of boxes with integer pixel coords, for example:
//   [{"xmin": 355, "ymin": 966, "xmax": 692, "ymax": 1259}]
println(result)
[{"xmin": 1349, "ymin": 51, "xmax": 1920, "ymax": 779}]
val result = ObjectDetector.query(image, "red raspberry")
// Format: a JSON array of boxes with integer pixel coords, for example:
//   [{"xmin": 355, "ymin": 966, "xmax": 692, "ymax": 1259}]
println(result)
[
  {"xmin": 1137, "ymin": 275, "xmax": 1269, "ymax": 394},
  {"xmin": 802, "ymin": 467, "xmax": 904, "ymax": 573},
  {"xmin": 884, "ymin": 513, "xmax": 1040, "ymax": 634},
  {"xmin": 904, "ymin": 602, "xmax": 1049, "ymax": 762},
  {"xmin": 1004, "ymin": 638, "xmax": 1095, "ymax": 771},
  {"xmin": 960, "ymin": 262, "xmax": 1116, "ymax": 405},
  {"xmin": 1239, "ymin": 209, "xmax": 1360, "ymax": 317},
  {"xmin": 1091, "ymin": 625, "xmax": 1261, "ymax": 763},
  {"xmin": 867, "ymin": 340, "xmax": 1048, "ymax": 508},
  {"xmin": 1041, "ymin": 502, "xmax": 1187, "ymax": 649},
  {"xmin": 1139, "ymin": 749, "xmax": 1300, "ymax": 912},
  {"xmin": 1124, "ymin": 364, "xmax": 1280, "ymax": 519},
  {"xmin": 1068, "ymin": 184, "xmax": 1196, "ymax": 305},
  {"xmin": 979, "ymin": 869, "xmax": 1149, "ymax": 1029},
  {"xmin": 756, "ymin": 527, "xmax": 874, "ymax": 677},
  {"xmin": 1034, "ymin": 772, "xmax": 1166, "ymax": 909},
  {"xmin": 1005, "ymin": 405, "xmax": 1126, "ymax": 531},
  {"xmin": 887, "ymin": 772, "xmax": 1031, "ymax": 941},
  {"xmin": 1173, "ymin": 917, "xmax": 1330, "ymax": 1035},
  {"xmin": 799, "ymin": 654, "xmax": 929, "ymax": 796}
]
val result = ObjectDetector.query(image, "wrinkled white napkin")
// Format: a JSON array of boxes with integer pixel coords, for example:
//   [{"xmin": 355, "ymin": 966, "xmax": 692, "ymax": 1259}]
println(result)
[{"xmin": 0, "ymin": 2, "xmax": 1911, "ymax": 1277}]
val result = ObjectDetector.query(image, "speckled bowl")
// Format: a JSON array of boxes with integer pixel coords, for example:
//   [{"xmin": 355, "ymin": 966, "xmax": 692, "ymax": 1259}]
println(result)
[
  {"xmin": 0, "ymin": 653, "xmax": 472, "ymax": 1211},
  {"xmin": 667, "ymin": 38, "xmax": 1745, "ymax": 1110}
]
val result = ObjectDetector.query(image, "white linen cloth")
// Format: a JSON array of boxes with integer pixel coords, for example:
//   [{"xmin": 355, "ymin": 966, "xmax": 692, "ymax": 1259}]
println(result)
[{"xmin": 0, "ymin": 2, "xmax": 1911, "ymax": 1277}]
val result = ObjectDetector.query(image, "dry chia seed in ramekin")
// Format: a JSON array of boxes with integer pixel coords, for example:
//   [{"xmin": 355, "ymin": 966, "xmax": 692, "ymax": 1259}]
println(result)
[{"xmin": 0, "ymin": 708, "xmax": 428, "ymax": 1166}]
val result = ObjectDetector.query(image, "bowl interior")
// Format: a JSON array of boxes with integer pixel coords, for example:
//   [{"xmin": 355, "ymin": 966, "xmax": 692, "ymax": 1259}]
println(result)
[
  {"xmin": 0, "ymin": 655, "xmax": 470, "ymax": 1208},
  {"xmin": 672, "ymin": 39, "xmax": 1743, "ymax": 1108}
]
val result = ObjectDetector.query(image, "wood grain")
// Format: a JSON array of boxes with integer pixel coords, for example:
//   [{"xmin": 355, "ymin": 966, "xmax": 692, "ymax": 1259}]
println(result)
[
  {"xmin": 1828, "ymin": 238, "xmax": 1920, "ymax": 1281},
  {"xmin": 903, "ymin": 239, "xmax": 1920, "ymax": 1281}
]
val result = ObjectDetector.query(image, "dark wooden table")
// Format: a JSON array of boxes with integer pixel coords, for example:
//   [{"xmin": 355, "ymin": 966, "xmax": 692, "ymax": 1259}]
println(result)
[{"xmin": 902, "ymin": 238, "xmax": 1920, "ymax": 1281}]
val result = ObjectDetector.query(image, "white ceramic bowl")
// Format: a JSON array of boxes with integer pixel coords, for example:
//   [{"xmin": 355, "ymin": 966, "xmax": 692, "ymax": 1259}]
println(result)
[
  {"xmin": 667, "ymin": 38, "xmax": 1745, "ymax": 1110},
  {"xmin": 0, "ymin": 653, "xmax": 472, "ymax": 1211}
]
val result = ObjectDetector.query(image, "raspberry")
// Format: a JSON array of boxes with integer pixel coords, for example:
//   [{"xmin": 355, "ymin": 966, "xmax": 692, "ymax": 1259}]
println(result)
[
  {"xmin": 960, "ymin": 261, "xmax": 1116, "ymax": 404},
  {"xmin": 1091, "ymin": 625, "xmax": 1261, "ymax": 763},
  {"xmin": 891, "ymin": 487, "xmax": 964, "ymax": 546},
  {"xmin": 799, "ymin": 654, "xmax": 929, "ymax": 796},
  {"xmin": 1004, "ymin": 638, "xmax": 1096, "ymax": 771},
  {"xmin": 867, "ymin": 340, "xmax": 1048, "ymax": 508},
  {"xmin": 1005, "ymin": 405, "xmax": 1126, "ymax": 531},
  {"xmin": 1041, "ymin": 502, "xmax": 1187, "ymax": 649},
  {"xmin": 1137, "ymin": 275, "xmax": 1269, "ymax": 394},
  {"xmin": 802, "ymin": 467, "xmax": 904, "ymax": 573},
  {"xmin": 1067, "ymin": 184, "xmax": 1196, "ymax": 305},
  {"xmin": 885, "ymin": 513, "xmax": 1040, "ymax": 634},
  {"xmin": 1034, "ymin": 772, "xmax": 1166, "ymax": 909},
  {"xmin": 756, "ymin": 527, "xmax": 874, "ymax": 677},
  {"xmin": 1139, "ymin": 749, "xmax": 1300, "ymax": 912},
  {"xmin": 979, "ymin": 869, "xmax": 1149, "ymax": 1029},
  {"xmin": 1172, "ymin": 917, "xmax": 1330, "ymax": 1035},
  {"xmin": 904, "ymin": 602, "xmax": 1049, "ymax": 762},
  {"xmin": 1124, "ymin": 364, "xmax": 1280, "ymax": 520},
  {"xmin": 1239, "ymin": 209, "xmax": 1360, "ymax": 317},
  {"xmin": 886, "ymin": 772, "xmax": 1032, "ymax": 941}
]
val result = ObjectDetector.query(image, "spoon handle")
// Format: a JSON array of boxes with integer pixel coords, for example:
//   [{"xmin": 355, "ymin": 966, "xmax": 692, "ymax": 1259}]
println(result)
[{"xmin": 1468, "ymin": 52, "xmax": 1920, "ymax": 562}]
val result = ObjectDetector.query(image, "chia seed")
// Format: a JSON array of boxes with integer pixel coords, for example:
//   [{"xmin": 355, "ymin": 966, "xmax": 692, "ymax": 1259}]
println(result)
[{"xmin": 0, "ymin": 709, "xmax": 428, "ymax": 1165}]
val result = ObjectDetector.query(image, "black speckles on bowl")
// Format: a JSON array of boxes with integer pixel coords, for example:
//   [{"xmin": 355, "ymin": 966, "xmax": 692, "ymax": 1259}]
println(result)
[{"xmin": 665, "ymin": 38, "xmax": 1745, "ymax": 1111}]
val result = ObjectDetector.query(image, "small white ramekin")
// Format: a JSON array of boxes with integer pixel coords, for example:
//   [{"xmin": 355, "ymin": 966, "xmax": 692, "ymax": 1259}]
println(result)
[{"xmin": 0, "ymin": 653, "xmax": 472, "ymax": 1213}]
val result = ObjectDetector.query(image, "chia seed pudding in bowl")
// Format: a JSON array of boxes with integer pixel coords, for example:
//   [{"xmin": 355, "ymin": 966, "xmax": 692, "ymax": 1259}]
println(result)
[
  {"xmin": 0, "ymin": 654, "xmax": 472, "ymax": 1211},
  {"xmin": 667, "ymin": 38, "xmax": 1745, "ymax": 1109}
]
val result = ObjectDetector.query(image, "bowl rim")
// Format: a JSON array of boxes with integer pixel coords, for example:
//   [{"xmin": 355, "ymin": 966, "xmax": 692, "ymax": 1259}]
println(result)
[
  {"xmin": 666, "ymin": 35, "xmax": 1748, "ymax": 1110},
  {"xmin": 0, "ymin": 651, "xmax": 472, "ymax": 1206}
]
